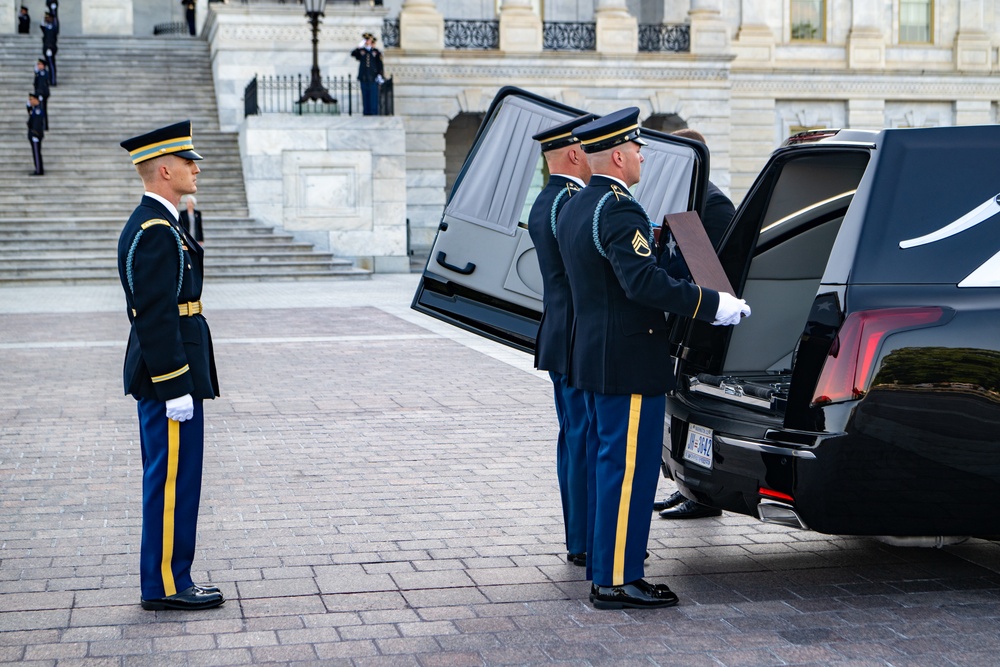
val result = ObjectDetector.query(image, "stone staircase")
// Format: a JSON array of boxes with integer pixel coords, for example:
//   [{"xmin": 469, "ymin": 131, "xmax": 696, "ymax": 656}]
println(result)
[{"xmin": 0, "ymin": 34, "xmax": 368, "ymax": 283}]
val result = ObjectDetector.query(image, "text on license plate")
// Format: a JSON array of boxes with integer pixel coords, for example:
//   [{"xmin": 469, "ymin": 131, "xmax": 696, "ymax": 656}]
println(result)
[{"xmin": 683, "ymin": 423, "xmax": 713, "ymax": 469}]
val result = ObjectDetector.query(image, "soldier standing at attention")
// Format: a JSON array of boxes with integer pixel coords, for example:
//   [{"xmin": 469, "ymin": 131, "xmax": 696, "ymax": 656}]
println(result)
[
  {"xmin": 40, "ymin": 12, "xmax": 57, "ymax": 86},
  {"xmin": 556, "ymin": 108, "xmax": 750, "ymax": 609},
  {"xmin": 18, "ymin": 6, "xmax": 30, "ymax": 34},
  {"xmin": 33, "ymin": 59, "xmax": 50, "ymax": 131},
  {"xmin": 27, "ymin": 93, "xmax": 44, "ymax": 176},
  {"xmin": 526, "ymin": 114, "xmax": 595, "ymax": 568},
  {"xmin": 117, "ymin": 121, "xmax": 224, "ymax": 611},
  {"xmin": 351, "ymin": 32, "xmax": 384, "ymax": 116},
  {"xmin": 181, "ymin": 0, "xmax": 196, "ymax": 36}
]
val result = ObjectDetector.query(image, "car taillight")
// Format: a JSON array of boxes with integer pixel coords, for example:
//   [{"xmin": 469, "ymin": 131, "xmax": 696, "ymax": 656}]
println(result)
[{"xmin": 811, "ymin": 307, "xmax": 944, "ymax": 406}]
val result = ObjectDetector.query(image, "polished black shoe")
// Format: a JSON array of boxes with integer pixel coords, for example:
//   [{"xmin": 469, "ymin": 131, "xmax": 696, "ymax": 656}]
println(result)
[
  {"xmin": 658, "ymin": 499, "xmax": 722, "ymax": 520},
  {"xmin": 590, "ymin": 579, "xmax": 679, "ymax": 610},
  {"xmin": 567, "ymin": 552, "xmax": 586, "ymax": 567},
  {"xmin": 652, "ymin": 491, "xmax": 686, "ymax": 512},
  {"xmin": 141, "ymin": 585, "xmax": 225, "ymax": 611},
  {"xmin": 195, "ymin": 583, "xmax": 221, "ymax": 594}
]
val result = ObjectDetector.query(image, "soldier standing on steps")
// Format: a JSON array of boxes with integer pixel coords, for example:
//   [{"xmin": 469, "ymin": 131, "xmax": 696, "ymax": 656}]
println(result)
[
  {"xmin": 27, "ymin": 93, "xmax": 44, "ymax": 176},
  {"xmin": 33, "ymin": 59, "xmax": 50, "ymax": 131},
  {"xmin": 181, "ymin": 0, "xmax": 196, "ymax": 36},
  {"xmin": 18, "ymin": 6, "xmax": 30, "ymax": 34},
  {"xmin": 40, "ymin": 12, "xmax": 58, "ymax": 86},
  {"xmin": 351, "ymin": 32, "xmax": 384, "ymax": 116},
  {"xmin": 117, "ymin": 121, "xmax": 224, "ymax": 612}
]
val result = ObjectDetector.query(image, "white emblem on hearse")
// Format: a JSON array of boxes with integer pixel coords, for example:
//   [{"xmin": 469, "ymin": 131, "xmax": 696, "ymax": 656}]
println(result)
[{"xmin": 899, "ymin": 193, "xmax": 1000, "ymax": 288}]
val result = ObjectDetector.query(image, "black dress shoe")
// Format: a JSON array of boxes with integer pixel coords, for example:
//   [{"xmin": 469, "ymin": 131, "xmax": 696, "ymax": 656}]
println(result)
[
  {"xmin": 590, "ymin": 579, "xmax": 679, "ymax": 609},
  {"xmin": 652, "ymin": 491, "xmax": 686, "ymax": 512},
  {"xmin": 567, "ymin": 552, "xmax": 586, "ymax": 567},
  {"xmin": 195, "ymin": 583, "xmax": 221, "ymax": 594},
  {"xmin": 141, "ymin": 585, "xmax": 225, "ymax": 611},
  {"xmin": 658, "ymin": 499, "xmax": 722, "ymax": 520}
]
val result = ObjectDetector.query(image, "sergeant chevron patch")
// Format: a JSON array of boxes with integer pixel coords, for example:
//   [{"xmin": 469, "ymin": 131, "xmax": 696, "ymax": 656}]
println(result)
[{"xmin": 632, "ymin": 230, "xmax": 651, "ymax": 256}]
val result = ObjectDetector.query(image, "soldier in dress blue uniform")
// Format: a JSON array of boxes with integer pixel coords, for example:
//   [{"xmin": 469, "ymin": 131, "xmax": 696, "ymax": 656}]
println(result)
[
  {"xmin": 556, "ymin": 108, "xmax": 750, "ymax": 609},
  {"xmin": 33, "ymin": 59, "xmax": 50, "ymax": 131},
  {"xmin": 40, "ymin": 12, "xmax": 58, "ymax": 86},
  {"xmin": 351, "ymin": 32, "xmax": 384, "ymax": 116},
  {"xmin": 118, "ymin": 121, "xmax": 224, "ymax": 611},
  {"xmin": 527, "ymin": 114, "xmax": 596, "ymax": 568},
  {"xmin": 18, "ymin": 6, "xmax": 30, "ymax": 34},
  {"xmin": 27, "ymin": 93, "xmax": 44, "ymax": 176}
]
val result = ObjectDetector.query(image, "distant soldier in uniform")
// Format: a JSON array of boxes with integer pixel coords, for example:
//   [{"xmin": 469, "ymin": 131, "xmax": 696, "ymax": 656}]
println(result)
[
  {"xmin": 118, "ymin": 121, "xmax": 224, "ymax": 611},
  {"xmin": 351, "ymin": 32, "xmax": 384, "ymax": 116},
  {"xmin": 27, "ymin": 93, "xmax": 44, "ymax": 176},
  {"xmin": 557, "ymin": 108, "xmax": 750, "ymax": 610},
  {"xmin": 18, "ymin": 6, "xmax": 30, "ymax": 34},
  {"xmin": 526, "ymin": 113, "xmax": 596, "ymax": 568},
  {"xmin": 181, "ymin": 0, "xmax": 196, "ymax": 36},
  {"xmin": 40, "ymin": 12, "xmax": 58, "ymax": 86},
  {"xmin": 33, "ymin": 59, "xmax": 50, "ymax": 131}
]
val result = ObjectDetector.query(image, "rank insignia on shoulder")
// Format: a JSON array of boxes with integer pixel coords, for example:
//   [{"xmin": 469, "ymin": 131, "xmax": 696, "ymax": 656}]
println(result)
[
  {"xmin": 632, "ymin": 229, "xmax": 652, "ymax": 257},
  {"xmin": 611, "ymin": 184, "xmax": 632, "ymax": 202}
]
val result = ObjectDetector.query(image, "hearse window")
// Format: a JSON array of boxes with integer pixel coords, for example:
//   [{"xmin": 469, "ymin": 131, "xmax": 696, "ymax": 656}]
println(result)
[
  {"xmin": 633, "ymin": 140, "xmax": 698, "ymax": 226},
  {"xmin": 444, "ymin": 96, "xmax": 568, "ymax": 236}
]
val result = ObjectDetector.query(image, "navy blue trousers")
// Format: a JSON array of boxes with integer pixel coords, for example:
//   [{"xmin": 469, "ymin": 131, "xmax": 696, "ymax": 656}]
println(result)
[
  {"xmin": 550, "ymin": 372, "xmax": 588, "ymax": 555},
  {"xmin": 584, "ymin": 392, "xmax": 664, "ymax": 586},
  {"xmin": 360, "ymin": 80, "xmax": 379, "ymax": 115},
  {"xmin": 136, "ymin": 398, "xmax": 204, "ymax": 600},
  {"xmin": 30, "ymin": 137, "xmax": 43, "ymax": 175}
]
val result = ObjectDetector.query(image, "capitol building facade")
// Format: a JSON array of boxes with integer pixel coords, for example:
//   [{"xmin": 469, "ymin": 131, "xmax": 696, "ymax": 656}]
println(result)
[{"xmin": 5, "ymin": 0, "xmax": 998, "ymax": 262}]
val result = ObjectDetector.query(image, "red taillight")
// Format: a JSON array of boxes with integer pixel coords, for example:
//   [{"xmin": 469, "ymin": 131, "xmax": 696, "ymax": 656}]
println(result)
[
  {"xmin": 811, "ymin": 307, "xmax": 944, "ymax": 406},
  {"xmin": 759, "ymin": 487, "xmax": 794, "ymax": 502}
]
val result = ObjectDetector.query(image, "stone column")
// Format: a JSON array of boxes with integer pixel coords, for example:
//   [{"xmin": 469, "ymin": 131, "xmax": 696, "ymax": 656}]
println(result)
[
  {"xmin": 732, "ymin": 0, "xmax": 775, "ymax": 67},
  {"xmin": 688, "ymin": 0, "xmax": 729, "ymax": 57},
  {"xmin": 499, "ymin": 0, "xmax": 542, "ymax": 53},
  {"xmin": 1, "ymin": 0, "xmax": 16, "ymax": 34},
  {"xmin": 955, "ymin": 0, "xmax": 991, "ymax": 72},
  {"xmin": 846, "ymin": 0, "xmax": 884, "ymax": 69},
  {"xmin": 399, "ymin": 0, "xmax": 444, "ymax": 51},
  {"xmin": 955, "ymin": 99, "xmax": 993, "ymax": 125},
  {"xmin": 595, "ymin": 0, "xmax": 637, "ymax": 55},
  {"xmin": 82, "ymin": 0, "xmax": 134, "ymax": 35}
]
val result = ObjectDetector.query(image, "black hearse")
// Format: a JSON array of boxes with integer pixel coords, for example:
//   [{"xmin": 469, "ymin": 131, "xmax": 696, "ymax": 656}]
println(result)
[{"xmin": 413, "ymin": 87, "xmax": 1000, "ymax": 540}]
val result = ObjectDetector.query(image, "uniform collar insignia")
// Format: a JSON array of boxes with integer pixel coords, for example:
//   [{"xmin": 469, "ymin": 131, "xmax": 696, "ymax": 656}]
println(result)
[
  {"xmin": 565, "ymin": 182, "xmax": 581, "ymax": 196},
  {"xmin": 610, "ymin": 184, "xmax": 632, "ymax": 202}
]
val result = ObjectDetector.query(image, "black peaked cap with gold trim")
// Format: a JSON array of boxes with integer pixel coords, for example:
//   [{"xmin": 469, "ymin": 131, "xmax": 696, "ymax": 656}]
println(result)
[
  {"xmin": 120, "ymin": 120, "xmax": 203, "ymax": 165},
  {"xmin": 572, "ymin": 107, "xmax": 647, "ymax": 154},
  {"xmin": 532, "ymin": 113, "xmax": 597, "ymax": 152}
]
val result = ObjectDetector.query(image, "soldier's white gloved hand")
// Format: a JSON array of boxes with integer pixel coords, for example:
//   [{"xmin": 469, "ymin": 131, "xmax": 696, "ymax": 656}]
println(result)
[
  {"xmin": 165, "ymin": 394, "xmax": 194, "ymax": 422},
  {"xmin": 45, "ymin": 49, "xmax": 52, "ymax": 57},
  {"xmin": 712, "ymin": 292, "xmax": 751, "ymax": 326},
  {"xmin": 358, "ymin": 39, "xmax": 367, "ymax": 48},
  {"xmin": 375, "ymin": 75, "xmax": 384, "ymax": 85}
]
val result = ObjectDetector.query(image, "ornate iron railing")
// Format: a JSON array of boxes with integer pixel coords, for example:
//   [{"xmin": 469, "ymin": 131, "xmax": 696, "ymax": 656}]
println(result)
[
  {"xmin": 153, "ymin": 21, "xmax": 189, "ymax": 35},
  {"xmin": 542, "ymin": 21, "xmax": 595, "ymax": 51},
  {"xmin": 444, "ymin": 19, "xmax": 499, "ymax": 49},
  {"xmin": 210, "ymin": 0, "xmax": 383, "ymax": 5},
  {"xmin": 243, "ymin": 74, "xmax": 394, "ymax": 117},
  {"xmin": 638, "ymin": 23, "xmax": 690, "ymax": 52},
  {"xmin": 382, "ymin": 18, "xmax": 400, "ymax": 47}
]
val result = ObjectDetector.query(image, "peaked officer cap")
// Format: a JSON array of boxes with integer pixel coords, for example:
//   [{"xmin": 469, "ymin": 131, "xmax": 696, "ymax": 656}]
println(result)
[
  {"xmin": 532, "ymin": 114, "xmax": 597, "ymax": 152},
  {"xmin": 120, "ymin": 120, "xmax": 203, "ymax": 165},
  {"xmin": 572, "ymin": 107, "xmax": 647, "ymax": 154},
  {"xmin": 362, "ymin": 32, "xmax": 376, "ymax": 41}
]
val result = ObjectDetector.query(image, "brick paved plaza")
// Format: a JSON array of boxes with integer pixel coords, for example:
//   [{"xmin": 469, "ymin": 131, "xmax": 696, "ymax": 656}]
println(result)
[{"xmin": 2, "ymin": 275, "xmax": 1000, "ymax": 666}]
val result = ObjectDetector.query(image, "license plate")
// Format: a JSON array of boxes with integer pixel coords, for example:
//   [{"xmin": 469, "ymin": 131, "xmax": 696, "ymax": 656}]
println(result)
[{"xmin": 683, "ymin": 423, "xmax": 714, "ymax": 469}]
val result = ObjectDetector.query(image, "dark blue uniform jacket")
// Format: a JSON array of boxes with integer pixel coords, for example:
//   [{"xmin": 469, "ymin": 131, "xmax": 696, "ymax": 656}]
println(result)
[
  {"xmin": 556, "ymin": 175, "xmax": 721, "ymax": 395},
  {"xmin": 350, "ymin": 46, "xmax": 384, "ymax": 82},
  {"xmin": 117, "ymin": 196, "xmax": 219, "ymax": 401},
  {"xmin": 527, "ymin": 175, "xmax": 580, "ymax": 375}
]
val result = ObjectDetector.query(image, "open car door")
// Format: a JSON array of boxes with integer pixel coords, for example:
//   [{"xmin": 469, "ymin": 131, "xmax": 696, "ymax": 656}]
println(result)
[{"xmin": 412, "ymin": 86, "xmax": 709, "ymax": 353}]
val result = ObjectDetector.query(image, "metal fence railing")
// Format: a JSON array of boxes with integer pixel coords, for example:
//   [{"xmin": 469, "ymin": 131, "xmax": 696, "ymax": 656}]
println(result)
[
  {"xmin": 444, "ymin": 19, "xmax": 499, "ymax": 49},
  {"xmin": 638, "ymin": 23, "xmax": 690, "ymax": 52},
  {"xmin": 244, "ymin": 74, "xmax": 394, "ymax": 117},
  {"xmin": 542, "ymin": 21, "xmax": 595, "ymax": 50},
  {"xmin": 209, "ymin": 0, "xmax": 383, "ymax": 5},
  {"xmin": 153, "ymin": 21, "xmax": 190, "ymax": 35}
]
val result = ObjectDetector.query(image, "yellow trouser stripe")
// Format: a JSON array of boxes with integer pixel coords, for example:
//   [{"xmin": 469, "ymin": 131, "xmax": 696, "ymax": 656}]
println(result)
[
  {"xmin": 613, "ymin": 394, "xmax": 642, "ymax": 586},
  {"xmin": 160, "ymin": 418, "xmax": 180, "ymax": 597}
]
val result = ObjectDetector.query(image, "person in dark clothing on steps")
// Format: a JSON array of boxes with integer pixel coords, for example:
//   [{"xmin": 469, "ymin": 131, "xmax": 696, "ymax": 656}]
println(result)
[
  {"xmin": 18, "ymin": 6, "xmax": 30, "ymax": 34},
  {"xmin": 34, "ymin": 59, "xmax": 50, "ymax": 131},
  {"xmin": 41, "ymin": 12, "xmax": 58, "ymax": 86},
  {"xmin": 27, "ymin": 93, "xmax": 45, "ymax": 176}
]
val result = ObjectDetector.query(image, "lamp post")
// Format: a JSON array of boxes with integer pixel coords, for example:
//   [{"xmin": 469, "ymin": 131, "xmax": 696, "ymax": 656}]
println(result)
[{"xmin": 297, "ymin": 0, "xmax": 335, "ymax": 105}]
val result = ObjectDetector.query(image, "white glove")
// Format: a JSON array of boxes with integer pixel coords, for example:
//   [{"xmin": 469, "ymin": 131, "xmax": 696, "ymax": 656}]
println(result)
[
  {"xmin": 165, "ymin": 394, "xmax": 194, "ymax": 422},
  {"xmin": 712, "ymin": 292, "xmax": 751, "ymax": 326},
  {"xmin": 358, "ymin": 39, "xmax": 367, "ymax": 48},
  {"xmin": 45, "ymin": 49, "xmax": 52, "ymax": 57},
  {"xmin": 375, "ymin": 75, "xmax": 384, "ymax": 84}
]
